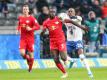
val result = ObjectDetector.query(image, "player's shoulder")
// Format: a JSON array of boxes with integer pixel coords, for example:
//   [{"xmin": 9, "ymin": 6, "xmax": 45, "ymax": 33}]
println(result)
[
  {"xmin": 54, "ymin": 16, "xmax": 63, "ymax": 23},
  {"xmin": 29, "ymin": 15, "xmax": 36, "ymax": 19},
  {"xmin": 44, "ymin": 18, "xmax": 50, "ymax": 23},
  {"xmin": 18, "ymin": 15, "xmax": 23, "ymax": 19},
  {"xmin": 76, "ymin": 16, "xmax": 82, "ymax": 21},
  {"xmin": 43, "ymin": 18, "xmax": 50, "ymax": 25}
]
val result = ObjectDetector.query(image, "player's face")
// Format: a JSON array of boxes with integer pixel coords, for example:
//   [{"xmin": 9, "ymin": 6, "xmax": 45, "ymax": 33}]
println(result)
[
  {"xmin": 22, "ymin": 6, "xmax": 29, "ymax": 15},
  {"xmin": 42, "ymin": 6, "xmax": 49, "ymax": 15},
  {"xmin": 68, "ymin": 8, "xmax": 75, "ymax": 17},
  {"xmin": 90, "ymin": 12, "xmax": 96, "ymax": 19},
  {"xmin": 49, "ymin": 9, "xmax": 56, "ymax": 19}
]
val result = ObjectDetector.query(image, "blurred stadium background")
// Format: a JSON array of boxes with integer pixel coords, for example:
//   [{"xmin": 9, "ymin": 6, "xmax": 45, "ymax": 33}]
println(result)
[{"xmin": 0, "ymin": 0, "xmax": 107, "ymax": 80}]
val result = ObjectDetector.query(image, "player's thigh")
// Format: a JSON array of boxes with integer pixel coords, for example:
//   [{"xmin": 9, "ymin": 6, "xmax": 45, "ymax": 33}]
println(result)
[
  {"xmin": 19, "ymin": 40, "xmax": 26, "ymax": 55},
  {"xmin": 50, "ymin": 41, "xmax": 58, "ymax": 50},
  {"xmin": 66, "ymin": 41, "xmax": 73, "ymax": 54},
  {"xmin": 58, "ymin": 42, "xmax": 67, "ymax": 61},
  {"xmin": 19, "ymin": 49, "xmax": 26, "ymax": 56},
  {"xmin": 58, "ymin": 41, "xmax": 67, "ymax": 52},
  {"xmin": 27, "ymin": 41, "xmax": 34, "ymax": 53},
  {"xmin": 75, "ymin": 41, "xmax": 84, "ymax": 55},
  {"xmin": 19, "ymin": 39, "xmax": 26, "ymax": 49},
  {"xmin": 29, "ymin": 52, "xmax": 34, "ymax": 58}
]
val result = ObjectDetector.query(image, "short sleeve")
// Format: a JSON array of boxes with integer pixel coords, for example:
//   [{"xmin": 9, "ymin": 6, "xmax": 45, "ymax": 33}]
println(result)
[{"xmin": 31, "ymin": 16, "xmax": 40, "ymax": 31}]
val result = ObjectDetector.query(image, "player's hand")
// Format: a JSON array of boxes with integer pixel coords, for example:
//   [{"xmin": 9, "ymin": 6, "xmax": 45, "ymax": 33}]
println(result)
[
  {"xmin": 16, "ymin": 30, "xmax": 19, "ymax": 35},
  {"xmin": 26, "ymin": 26, "xmax": 32, "ymax": 31}
]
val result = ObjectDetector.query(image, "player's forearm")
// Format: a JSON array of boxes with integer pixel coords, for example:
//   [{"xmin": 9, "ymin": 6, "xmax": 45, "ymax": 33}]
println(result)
[
  {"xmin": 64, "ymin": 19, "xmax": 89, "ymax": 31},
  {"xmin": 31, "ymin": 25, "xmax": 40, "ymax": 31}
]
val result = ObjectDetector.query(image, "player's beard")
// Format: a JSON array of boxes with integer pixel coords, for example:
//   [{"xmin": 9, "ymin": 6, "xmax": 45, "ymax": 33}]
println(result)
[{"xmin": 49, "ymin": 14, "xmax": 55, "ymax": 19}]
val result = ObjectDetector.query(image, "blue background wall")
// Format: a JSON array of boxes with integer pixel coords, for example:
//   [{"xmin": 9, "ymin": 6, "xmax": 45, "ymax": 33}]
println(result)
[{"xmin": 0, "ymin": 34, "xmax": 40, "ymax": 60}]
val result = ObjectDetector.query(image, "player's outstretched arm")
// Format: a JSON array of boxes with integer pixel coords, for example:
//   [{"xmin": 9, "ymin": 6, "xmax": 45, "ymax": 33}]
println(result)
[{"xmin": 64, "ymin": 19, "xmax": 89, "ymax": 31}]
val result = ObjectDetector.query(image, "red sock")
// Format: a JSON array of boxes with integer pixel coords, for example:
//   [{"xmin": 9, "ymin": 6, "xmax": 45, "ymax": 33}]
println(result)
[
  {"xmin": 55, "ymin": 62, "xmax": 66, "ymax": 73},
  {"xmin": 29, "ymin": 58, "xmax": 34, "ymax": 72}
]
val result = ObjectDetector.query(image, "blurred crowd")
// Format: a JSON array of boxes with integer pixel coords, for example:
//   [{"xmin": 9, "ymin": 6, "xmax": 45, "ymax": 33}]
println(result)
[{"xmin": 0, "ymin": 0, "xmax": 107, "ymax": 58}]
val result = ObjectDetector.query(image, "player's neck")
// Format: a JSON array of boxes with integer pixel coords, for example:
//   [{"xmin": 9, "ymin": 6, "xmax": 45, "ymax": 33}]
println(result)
[
  {"xmin": 50, "ymin": 16, "xmax": 55, "ymax": 20},
  {"xmin": 23, "ymin": 14, "xmax": 30, "ymax": 17}
]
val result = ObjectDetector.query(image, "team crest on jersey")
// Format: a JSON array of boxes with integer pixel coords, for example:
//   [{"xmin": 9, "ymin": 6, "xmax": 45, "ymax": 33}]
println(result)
[{"xmin": 55, "ymin": 21, "xmax": 59, "ymax": 24}]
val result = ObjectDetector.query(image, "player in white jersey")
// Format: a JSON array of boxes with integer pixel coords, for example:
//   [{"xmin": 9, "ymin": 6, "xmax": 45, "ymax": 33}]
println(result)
[{"xmin": 59, "ymin": 8, "xmax": 94, "ymax": 80}]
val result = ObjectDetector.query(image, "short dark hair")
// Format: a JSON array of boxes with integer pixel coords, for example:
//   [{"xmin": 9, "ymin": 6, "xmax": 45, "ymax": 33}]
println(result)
[{"xmin": 22, "ymin": 4, "xmax": 29, "ymax": 8}]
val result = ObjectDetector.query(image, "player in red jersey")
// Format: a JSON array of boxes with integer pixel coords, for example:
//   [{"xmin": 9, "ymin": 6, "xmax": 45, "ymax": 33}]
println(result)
[
  {"xmin": 41, "ymin": 8, "xmax": 68, "ymax": 78},
  {"xmin": 16, "ymin": 4, "xmax": 40, "ymax": 72}
]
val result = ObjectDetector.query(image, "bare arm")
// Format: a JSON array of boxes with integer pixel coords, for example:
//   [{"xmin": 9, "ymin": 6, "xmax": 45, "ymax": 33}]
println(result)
[{"xmin": 64, "ymin": 19, "xmax": 89, "ymax": 31}]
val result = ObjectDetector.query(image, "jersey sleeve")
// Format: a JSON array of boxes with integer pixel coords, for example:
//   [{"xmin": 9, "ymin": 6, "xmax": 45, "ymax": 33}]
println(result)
[
  {"xmin": 58, "ymin": 13, "xmax": 70, "ymax": 21},
  {"xmin": 77, "ymin": 16, "xmax": 82, "ymax": 21},
  {"xmin": 16, "ymin": 16, "xmax": 21, "ymax": 31},
  {"xmin": 31, "ymin": 16, "xmax": 40, "ymax": 31}
]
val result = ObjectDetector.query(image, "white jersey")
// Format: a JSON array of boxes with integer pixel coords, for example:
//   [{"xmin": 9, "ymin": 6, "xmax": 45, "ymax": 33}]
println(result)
[{"xmin": 65, "ymin": 16, "xmax": 83, "ymax": 41}]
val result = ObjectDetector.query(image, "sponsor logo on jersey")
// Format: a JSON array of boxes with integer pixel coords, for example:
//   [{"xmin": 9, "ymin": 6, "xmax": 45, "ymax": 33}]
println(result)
[
  {"xmin": 26, "ymin": 20, "xmax": 30, "ymax": 23},
  {"xmin": 55, "ymin": 21, "xmax": 59, "ymax": 24}
]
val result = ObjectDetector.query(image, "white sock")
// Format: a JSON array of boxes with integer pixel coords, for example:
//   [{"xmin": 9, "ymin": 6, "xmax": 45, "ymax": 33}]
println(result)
[
  {"xmin": 67, "ymin": 55, "xmax": 74, "ymax": 62},
  {"xmin": 79, "ymin": 54, "xmax": 92, "ymax": 74}
]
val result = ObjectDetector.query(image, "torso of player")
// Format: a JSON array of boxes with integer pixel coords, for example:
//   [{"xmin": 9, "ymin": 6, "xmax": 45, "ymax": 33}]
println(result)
[
  {"xmin": 44, "ymin": 16, "xmax": 65, "ymax": 41},
  {"xmin": 65, "ymin": 16, "xmax": 83, "ymax": 41},
  {"xmin": 18, "ymin": 15, "xmax": 35, "ymax": 40}
]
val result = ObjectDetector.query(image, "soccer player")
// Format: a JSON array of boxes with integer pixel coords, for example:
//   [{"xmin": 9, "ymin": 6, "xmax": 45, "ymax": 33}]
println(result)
[
  {"xmin": 41, "ymin": 8, "xmax": 68, "ymax": 78},
  {"xmin": 65, "ymin": 8, "xmax": 94, "ymax": 79},
  {"xmin": 16, "ymin": 4, "xmax": 40, "ymax": 72}
]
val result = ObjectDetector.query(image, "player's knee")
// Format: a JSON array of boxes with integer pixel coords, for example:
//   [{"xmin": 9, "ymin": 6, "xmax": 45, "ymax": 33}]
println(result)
[
  {"xmin": 20, "ymin": 52, "xmax": 25, "ymax": 57},
  {"xmin": 53, "ymin": 57, "xmax": 60, "ymax": 63},
  {"xmin": 60, "ymin": 52, "xmax": 67, "ymax": 61},
  {"xmin": 61, "ymin": 56, "xmax": 67, "ymax": 61}
]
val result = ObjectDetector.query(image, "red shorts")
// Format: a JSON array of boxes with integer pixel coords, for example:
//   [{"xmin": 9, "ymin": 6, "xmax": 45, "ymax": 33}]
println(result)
[
  {"xmin": 19, "ymin": 39, "xmax": 34, "ymax": 52},
  {"xmin": 50, "ymin": 40, "xmax": 67, "ymax": 51}
]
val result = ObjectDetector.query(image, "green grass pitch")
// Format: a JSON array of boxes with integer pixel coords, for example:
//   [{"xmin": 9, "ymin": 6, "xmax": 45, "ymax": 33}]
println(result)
[{"xmin": 0, "ymin": 68, "xmax": 106, "ymax": 80}]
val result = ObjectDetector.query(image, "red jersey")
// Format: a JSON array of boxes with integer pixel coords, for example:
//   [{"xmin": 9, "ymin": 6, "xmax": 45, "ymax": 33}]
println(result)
[
  {"xmin": 43, "ymin": 16, "xmax": 65, "ymax": 41},
  {"xmin": 17, "ymin": 15, "xmax": 40, "ymax": 41}
]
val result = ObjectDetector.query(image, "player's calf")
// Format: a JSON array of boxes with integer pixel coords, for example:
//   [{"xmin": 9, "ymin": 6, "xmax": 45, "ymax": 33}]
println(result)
[{"xmin": 28, "ymin": 58, "xmax": 34, "ymax": 72}]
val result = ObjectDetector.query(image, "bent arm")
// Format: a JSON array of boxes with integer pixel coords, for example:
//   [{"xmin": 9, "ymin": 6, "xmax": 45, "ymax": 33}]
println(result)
[
  {"xmin": 64, "ymin": 19, "xmax": 89, "ymax": 31},
  {"xmin": 31, "ymin": 22, "xmax": 40, "ymax": 31}
]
